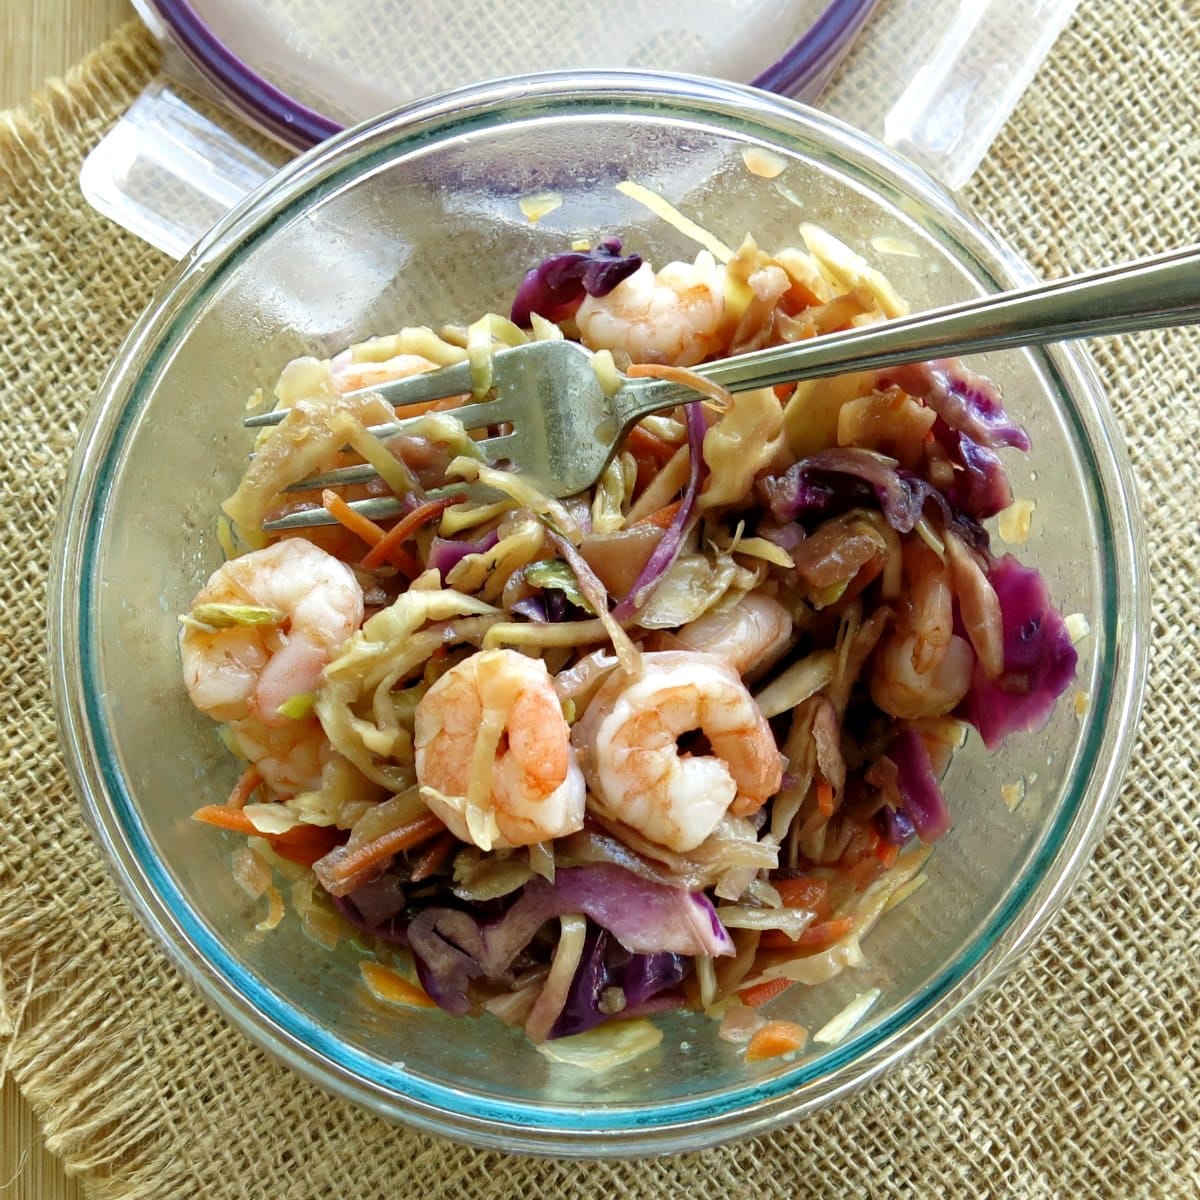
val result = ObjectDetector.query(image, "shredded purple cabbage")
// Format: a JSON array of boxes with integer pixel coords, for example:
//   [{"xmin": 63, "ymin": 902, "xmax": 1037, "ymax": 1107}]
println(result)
[
  {"xmin": 510, "ymin": 595, "xmax": 548, "ymax": 623},
  {"xmin": 510, "ymin": 238, "xmax": 642, "ymax": 328},
  {"xmin": 876, "ymin": 803, "xmax": 917, "ymax": 846},
  {"xmin": 511, "ymin": 590, "xmax": 572, "ymax": 623},
  {"xmin": 611, "ymin": 402, "xmax": 708, "ymax": 621},
  {"xmin": 408, "ymin": 864, "xmax": 732, "ymax": 1015},
  {"xmin": 332, "ymin": 874, "xmax": 409, "ymax": 945},
  {"xmin": 937, "ymin": 420, "xmax": 1013, "ymax": 519},
  {"xmin": 886, "ymin": 360, "xmax": 1031, "ymax": 452},
  {"xmin": 958, "ymin": 555, "xmax": 1079, "ymax": 749},
  {"xmin": 758, "ymin": 448, "xmax": 926, "ymax": 531},
  {"xmin": 758, "ymin": 521, "xmax": 807, "ymax": 551},
  {"xmin": 758, "ymin": 447, "xmax": 992, "ymax": 554},
  {"xmin": 428, "ymin": 529, "xmax": 500, "ymax": 581},
  {"xmin": 549, "ymin": 924, "xmax": 687, "ymax": 1038},
  {"xmin": 889, "ymin": 729, "xmax": 953, "ymax": 843}
]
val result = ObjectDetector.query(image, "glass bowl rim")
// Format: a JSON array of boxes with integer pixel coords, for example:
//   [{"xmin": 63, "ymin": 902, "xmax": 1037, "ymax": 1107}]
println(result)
[{"xmin": 49, "ymin": 68, "xmax": 1149, "ymax": 1155}]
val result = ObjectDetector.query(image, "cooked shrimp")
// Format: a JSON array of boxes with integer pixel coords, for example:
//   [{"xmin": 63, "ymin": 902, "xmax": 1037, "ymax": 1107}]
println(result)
[
  {"xmin": 670, "ymin": 594, "xmax": 793, "ymax": 679},
  {"xmin": 181, "ymin": 539, "xmax": 364, "ymax": 729},
  {"xmin": 572, "ymin": 651, "xmax": 784, "ymax": 853},
  {"xmin": 414, "ymin": 649, "xmax": 585, "ymax": 850},
  {"xmin": 329, "ymin": 351, "xmax": 440, "ymax": 394},
  {"xmin": 576, "ymin": 252, "xmax": 726, "ymax": 367},
  {"xmin": 869, "ymin": 539, "xmax": 973, "ymax": 719},
  {"xmin": 228, "ymin": 716, "xmax": 331, "ymax": 797}
]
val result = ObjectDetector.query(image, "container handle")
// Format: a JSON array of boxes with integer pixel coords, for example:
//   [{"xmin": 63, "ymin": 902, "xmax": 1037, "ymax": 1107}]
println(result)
[{"xmin": 80, "ymin": 76, "xmax": 275, "ymax": 260}]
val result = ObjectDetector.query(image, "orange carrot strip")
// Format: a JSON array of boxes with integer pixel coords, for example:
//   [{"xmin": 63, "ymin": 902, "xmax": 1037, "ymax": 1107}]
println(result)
[
  {"xmin": 816, "ymin": 778, "xmax": 835, "ymax": 817},
  {"xmin": 193, "ymin": 804, "xmax": 347, "ymax": 866},
  {"xmin": 772, "ymin": 877, "xmax": 832, "ymax": 917},
  {"xmin": 738, "ymin": 976, "xmax": 795, "ymax": 1008},
  {"xmin": 845, "ymin": 856, "xmax": 884, "ymax": 890},
  {"xmin": 361, "ymin": 495, "xmax": 461, "ymax": 570},
  {"xmin": 760, "ymin": 916, "xmax": 857, "ymax": 953},
  {"xmin": 632, "ymin": 499, "xmax": 684, "ymax": 531},
  {"xmin": 270, "ymin": 824, "xmax": 345, "ymax": 868},
  {"xmin": 625, "ymin": 423, "xmax": 677, "ymax": 465},
  {"xmin": 321, "ymin": 489, "xmax": 384, "ymax": 547},
  {"xmin": 392, "ymin": 394, "xmax": 465, "ymax": 420},
  {"xmin": 627, "ymin": 362, "xmax": 731, "ymax": 410},
  {"xmin": 385, "ymin": 542, "xmax": 423, "ymax": 579},
  {"xmin": 313, "ymin": 812, "xmax": 446, "ymax": 894},
  {"xmin": 226, "ymin": 766, "xmax": 262, "ymax": 811},
  {"xmin": 360, "ymin": 961, "xmax": 437, "ymax": 1009},
  {"xmin": 408, "ymin": 832, "xmax": 457, "ymax": 883},
  {"xmin": 192, "ymin": 805, "xmax": 259, "ymax": 835},
  {"xmin": 875, "ymin": 839, "xmax": 900, "ymax": 869},
  {"xmin": 745, "ymin": 1020, "xmax": 809, "ymax": 1062}
]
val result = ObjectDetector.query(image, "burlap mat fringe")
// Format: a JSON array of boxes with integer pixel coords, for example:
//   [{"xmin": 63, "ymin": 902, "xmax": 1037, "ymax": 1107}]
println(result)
[
  {"xmin": 1, "ymin": 8, "xmax": 1198, "ymax": 1199},
  {"xmin": 1, "ymin": 23, "xmax": 157, "ymax": 180}
]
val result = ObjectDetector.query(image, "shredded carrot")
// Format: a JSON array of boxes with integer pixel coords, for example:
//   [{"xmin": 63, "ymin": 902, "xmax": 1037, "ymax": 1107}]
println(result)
[
  {"xmin": 392, "ymin": 394, "xmax": 465, "ymax": 419},
  {"xmin": 738, "ymin": 976, "xmax": 795, "ymax": 1008},
  {"xmin": 321, "ymin": 489, "xmax": 384, "ymax": 547},
  {"xmin": 745, "ymin": 1020, "xmax": 808, "ymax": 1062},
  {"xmin": 845, "ymin": 855, "xmax": 885, "ymax": 891},
  {"xmin": 816, "ymin": 777, "xmax": 835, "ymax": 817},
  {"xmin": 773, "ymin": 876, "xmax": 832, "ymax": 919},
  {"xmin": 225, "ymin": 766, "xmax": 262, "ymax": 811},
  {"xmin": 408, "ymin": 832, "xmax": 457, "ymax": 882},
  {"xmin": 803, "ymin": 916, "xmax": 855, "ymax": 950},
  {"xmin": 361, "ymin": 495, "xmax": 461, "ymax": 570},
  {"xmin": 270, "ymin": 824, "xmax": 345, "ymax": 867},
  {"xmin": 627, "ymin": 362, "xmax": 731, "ymax": 410},
  {"xmin": 360, "ymin": 961, "xmax": 437, "ymax": 1009},
  {"xmin": 632, "ymin": 499, "xmax": 684, "ymax": 530},
  {"xmin": 192, "ymin": 805, "xmax": 345, "ymax": 866},
  {"xmin": 760, "ymin": 916, "xmax": 855, "ymax": 953},
  {"xmin": 313, "ymin": 812, "xmax": 445, "ymax": 893},
  {"xmin": 874, "ymin": 838, "xmax": 900, "ymax": 869},
  {"xmin": 193, "ymin": 805, "xmax": 258, "ymax": 835},
  {"xmin": 625, "ymin": 423, "xmax": 678, "ymax": 465}
]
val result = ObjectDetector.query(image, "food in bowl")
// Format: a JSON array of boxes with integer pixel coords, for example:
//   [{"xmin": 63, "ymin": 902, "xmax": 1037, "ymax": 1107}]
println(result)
[{"xmin": 178, "ymin": 204, "xmax": 1078, "ymax": 1063}]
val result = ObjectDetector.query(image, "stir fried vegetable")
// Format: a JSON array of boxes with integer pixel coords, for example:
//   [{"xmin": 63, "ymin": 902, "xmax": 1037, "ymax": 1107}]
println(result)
[{"xmin": 179, "ymin": 213, "xmax": 1078, "ymax": 1060}]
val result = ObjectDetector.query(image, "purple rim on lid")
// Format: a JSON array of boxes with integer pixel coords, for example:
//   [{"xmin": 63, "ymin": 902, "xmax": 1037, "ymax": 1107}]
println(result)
[{"xmin": 147, "ymin": 0, "xmax": 882, "ymax": 149}]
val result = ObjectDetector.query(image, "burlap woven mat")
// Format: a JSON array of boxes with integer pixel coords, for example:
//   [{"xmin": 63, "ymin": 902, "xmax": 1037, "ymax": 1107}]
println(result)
[{"xmin": 1, "ymin": 5, "xmax": 1198, "ymax": 1197}]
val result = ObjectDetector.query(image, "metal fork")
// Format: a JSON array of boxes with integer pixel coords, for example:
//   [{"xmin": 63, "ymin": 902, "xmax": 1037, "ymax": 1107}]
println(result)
[{"xmin": 255, "ymin": 243, "xmax": 1200, "ymax": 530}]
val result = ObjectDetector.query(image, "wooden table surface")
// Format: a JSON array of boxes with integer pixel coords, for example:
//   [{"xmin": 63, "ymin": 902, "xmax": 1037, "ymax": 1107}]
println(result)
[{"xmin": 3, "ymin": 6, "xmax": 134, "ymax": 1194}]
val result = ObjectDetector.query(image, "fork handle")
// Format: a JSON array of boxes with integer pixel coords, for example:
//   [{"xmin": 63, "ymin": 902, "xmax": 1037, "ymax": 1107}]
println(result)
[{"xmin": 615, "ymin": 243, "xmax": 1200, "ymax": 420}]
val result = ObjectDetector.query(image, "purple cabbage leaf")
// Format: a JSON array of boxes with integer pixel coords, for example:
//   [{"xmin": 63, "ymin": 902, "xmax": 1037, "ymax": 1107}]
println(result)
[
  {"xmin": 408, "ymin": 863, "xmax": 733, "ymax": 1015},
  {"xmin": 936, "ymin": 419, "xmax": 1013, "ymax": 520},
  {"xmin": 876, "ymin": 803, "xmax": 917, "ymax": 846},
  {"xmin": 757, "ymin": 447, "xmax": 927, "ymax": 531},
  {"xmin": 510, "ymin": 238, "xmax": 642, "ymax": 327},
  {"xmin": 332, "ymin": 873, "xmax": 409, "ymax": 945},
  {"xmin": 957, "ymin": 555, "xmax": 1079, "ymax": 749},
  {"xmin": 428, "ymin": 529, "xmax": 500, "ymax": 581},
  {"xmin": 612, "ymin": 401, "xmax": 708, "ymax": 620},
  {"xmin": 889, "ymin": 728, "xmax": 953, "ymax": 844},
  {"xmin": 549, "ymin": 924, "xmax": 687, "ymax": 1038},
  {"xmin": 885, "ymin": 360, "xmax": 1031, "ymax": 452}
]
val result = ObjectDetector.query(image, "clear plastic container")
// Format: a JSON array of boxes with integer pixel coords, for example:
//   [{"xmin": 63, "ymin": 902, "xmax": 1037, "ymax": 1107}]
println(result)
[
  {"xmin": 82, "ymin": 1, "xmax": 1080, "ymax": 258},
  {"xmin": 135, "ymin": 0, "xmax": 877, "ymax": 146}
]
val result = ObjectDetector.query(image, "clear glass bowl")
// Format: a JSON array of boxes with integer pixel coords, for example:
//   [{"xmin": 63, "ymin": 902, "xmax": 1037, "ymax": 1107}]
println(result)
[{"xmin": 49, "ymin": 72, "xmax": 1147, "ymax": 1155}]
